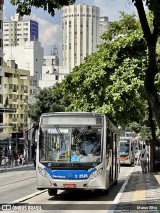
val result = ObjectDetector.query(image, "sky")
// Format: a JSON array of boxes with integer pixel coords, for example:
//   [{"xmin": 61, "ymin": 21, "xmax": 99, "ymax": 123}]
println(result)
[{"xmin": 4, "ymin": 0, "xmax": 137, "ymax": 56}]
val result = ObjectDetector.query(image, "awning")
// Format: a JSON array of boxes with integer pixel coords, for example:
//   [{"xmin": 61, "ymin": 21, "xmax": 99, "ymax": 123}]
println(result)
[{"xmin": 0, "ymin": 132, "xmax": 10, "ymax": 140}]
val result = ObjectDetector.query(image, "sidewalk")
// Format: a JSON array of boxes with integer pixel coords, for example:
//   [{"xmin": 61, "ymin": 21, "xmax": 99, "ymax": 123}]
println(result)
[
  {"xmin": 0, "ymin": 162, "xmax": 34, "ymax": 172},
  {"xmin": 113, "ymin": 165, "xmax": 160, "ymax": 212}
]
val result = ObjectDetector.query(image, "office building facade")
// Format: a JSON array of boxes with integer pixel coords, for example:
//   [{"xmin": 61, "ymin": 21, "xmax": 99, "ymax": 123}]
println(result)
[
  {"xmin": 99, "ymin": 16, "xmax": 110, "ymax": 44},
  {"xmin": 3, "ymin": 60, "xmax": 30, "ymax": 132},
  {"xmin": 3, "ymin": 40, "xmax": 43, "ymax": 79},
  {"xmin": 3, "ymin": 13, "xmax": 38, "ymax": 47},
  {"xmin": 39, "ymin": 48, "xmax": 70, "ymax": 89}
]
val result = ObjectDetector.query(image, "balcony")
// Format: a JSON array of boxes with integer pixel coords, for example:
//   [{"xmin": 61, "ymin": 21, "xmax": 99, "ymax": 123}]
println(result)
[{"xmin": 0, "ymin": 108, "xmax": 16, "ymax": 113}]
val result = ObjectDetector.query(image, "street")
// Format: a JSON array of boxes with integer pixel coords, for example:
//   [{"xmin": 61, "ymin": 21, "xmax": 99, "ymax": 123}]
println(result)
[
  {"xmin": 0, "ymin": 165, "xmax": 37, "ymax": 204},
  {"xmin": 0, "ymin": 165, "xmax": 134, "ymax": 212}
]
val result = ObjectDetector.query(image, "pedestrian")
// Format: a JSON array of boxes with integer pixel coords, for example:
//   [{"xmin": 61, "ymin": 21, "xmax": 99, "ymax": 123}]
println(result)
[
  {"xmin": 134, "ymin": 149, "xmax": 140, "ymax": 166},
  {"xmin": 139, "ymin": 144, "xmax": 149, "ymax": 174},
  {"xmin": 31, "ymin": 142, "xmax": 37, "ymax": 168},
  {"xmin": 20, "ymin": 153, "xmax": 23, "ymax": 164},
  {"xmin": 21, "ymin": 155, "xmax": 25, "ymax": 165},
  {"xmin": 17, "ymin": 155, "xmax": 20, "ymax": 165}
]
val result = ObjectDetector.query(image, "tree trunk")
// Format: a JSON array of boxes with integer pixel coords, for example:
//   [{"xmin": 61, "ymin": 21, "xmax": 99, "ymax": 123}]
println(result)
[
  {"xmin": 134, "ymin": 0, "xmax": 160, "ymax": 128},
  {"xmin": 134, "ymin": 0, "xmax": 160, "ymax": 172},
  {"xmin": 145, "ymin": 44, "xmax": 160, "ymax": 128},
  {"xmin": 148, "ymin": 101, "xmax": 155, "ymax": 172}
]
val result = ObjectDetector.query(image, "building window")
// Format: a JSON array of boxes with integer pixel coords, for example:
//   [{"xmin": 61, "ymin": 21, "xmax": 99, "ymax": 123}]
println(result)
[
  {"xmin": 55, "ymin": 75, "xmax": 59, "ymax": 80},
  {"xmin": 9, "ymin": 84, "xmax": 12, "ymax": 89},
  {"xmin": 52, "ymin": 59, "xmax": 55, "ymax": 65}
]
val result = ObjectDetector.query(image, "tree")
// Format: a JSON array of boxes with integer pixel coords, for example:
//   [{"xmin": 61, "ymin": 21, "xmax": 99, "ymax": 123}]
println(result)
[
  {"xmin": 28, "ymin": 86, "xmax": 65, "ymax": 122},
  {"xmin": 131, "ymin": 0, "xmax": 160, "ymax": 172},
  {"xmin": 10, "ymin": 0, "xmax": 75, "ymax": 16}
]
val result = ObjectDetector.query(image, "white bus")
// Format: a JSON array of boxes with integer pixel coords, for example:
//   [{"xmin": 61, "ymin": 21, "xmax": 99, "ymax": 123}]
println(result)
[
  {"xmin": 120, "ymin": 137, "xmax": 134, "ymax": 165},
  {"xmin": 36, "ymin": 112, "xmax": 120, "ymax": 196}
]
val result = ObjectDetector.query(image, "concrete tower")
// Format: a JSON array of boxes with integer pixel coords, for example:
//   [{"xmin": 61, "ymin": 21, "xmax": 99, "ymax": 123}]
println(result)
[{"xmin": 61, "ymin": 4, "xmax": 100, "ymax": 70}]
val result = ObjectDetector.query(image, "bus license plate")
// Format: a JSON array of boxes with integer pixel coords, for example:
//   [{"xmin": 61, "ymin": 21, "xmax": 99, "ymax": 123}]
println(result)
[{"xmin": 63, "ymin": 184, "xmax": 76, "ymax": 188}]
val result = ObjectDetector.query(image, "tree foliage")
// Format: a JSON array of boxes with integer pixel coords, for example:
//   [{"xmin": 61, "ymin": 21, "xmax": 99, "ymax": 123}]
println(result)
[
  {"xmin": 28, "ymin": 86, "xmax": 65, "ymax": 122},
  {"xmin": 10, "ymin": 0, "xmax": 75, "ymax": 16}
]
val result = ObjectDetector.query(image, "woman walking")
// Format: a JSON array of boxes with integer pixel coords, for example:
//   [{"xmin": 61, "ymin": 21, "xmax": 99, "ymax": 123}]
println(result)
[{"xmin": 140, "ymin": 144, "xmax": 149, "ymax": 174}]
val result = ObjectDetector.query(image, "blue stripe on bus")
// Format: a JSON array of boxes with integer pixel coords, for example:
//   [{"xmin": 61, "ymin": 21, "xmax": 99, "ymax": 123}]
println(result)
[{"xmin": 44, "ymin": 167, "xmax": 96, "ymax": 179}]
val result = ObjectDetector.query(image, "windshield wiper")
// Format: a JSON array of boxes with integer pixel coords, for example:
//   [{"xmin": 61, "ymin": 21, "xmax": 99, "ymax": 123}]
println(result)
[{"xmin": 74, "ymin": 126, "xmax": 91, "ymax": 141}]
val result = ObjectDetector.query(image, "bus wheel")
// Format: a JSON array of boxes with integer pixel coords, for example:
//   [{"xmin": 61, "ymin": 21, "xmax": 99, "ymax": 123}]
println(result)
[{"xmin": 48, "ymin": 189, "xmax": 57, "ymax": 196}]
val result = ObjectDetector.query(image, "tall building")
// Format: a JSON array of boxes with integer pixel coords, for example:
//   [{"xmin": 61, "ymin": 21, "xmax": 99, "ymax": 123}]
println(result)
[
  {"xmin": 3, "ymin": 13, "xmax": 38, "ymax": 47},
  {"xmin": 39, "ymin": 47, "xmax": 70, "ymax": 89},
  {"xmin": 3, "ymin": 60, "xmax": 30, "ymax": 132},
  {"xmin": 3, "ymin": 13, "xmax": 43, "ymax": 103},
  {"xmin": 61, "ymin": 4, "xmax": 100, "ymax": 70},
  {"xmin": 3, "ymin": 40, "xmax": 43, "ymax": 80},
  {"xmin": 99, "ymin": 16, "xmax": 110, "ymax": 44}
]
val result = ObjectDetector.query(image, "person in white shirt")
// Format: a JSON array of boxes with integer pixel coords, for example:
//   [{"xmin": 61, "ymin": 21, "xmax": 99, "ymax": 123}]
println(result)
[{"xmin": 139, "ymin": 144, "xmax": 149, "ymax": 174}]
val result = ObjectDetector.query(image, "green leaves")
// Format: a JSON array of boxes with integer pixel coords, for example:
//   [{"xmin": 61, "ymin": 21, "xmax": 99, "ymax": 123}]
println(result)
[
  {"xmin": 28, "ymin": 86, "xmax": 65, "ymax": 122},
  {"xmin": 10, "ymin": 0, "xmax": 76, "ymax": 17}
]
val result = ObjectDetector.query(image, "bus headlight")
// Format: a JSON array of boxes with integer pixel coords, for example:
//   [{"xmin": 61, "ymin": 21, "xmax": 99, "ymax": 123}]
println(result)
[
  {"xmin": 38, "ymin": 166, "xmax": 51, "ymax": 179},
  {"xmin": 90, "ymin": 168, "xmax": 103, "ymax": 178}
]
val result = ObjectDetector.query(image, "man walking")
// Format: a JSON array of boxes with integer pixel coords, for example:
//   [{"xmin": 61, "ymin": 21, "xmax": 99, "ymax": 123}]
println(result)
[{"xmin": 140, "ymin": 144, "xmax": 149, "ymax": 174}]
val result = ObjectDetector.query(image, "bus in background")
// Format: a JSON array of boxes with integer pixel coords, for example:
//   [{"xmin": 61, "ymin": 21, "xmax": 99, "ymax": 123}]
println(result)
[
  {"xmin": 120, "ymin": 137, "xmax": 134, "ymax": 165},
  {"xmin": 36, "ymin": 112, "xmax": 120, "ymax": 196}
]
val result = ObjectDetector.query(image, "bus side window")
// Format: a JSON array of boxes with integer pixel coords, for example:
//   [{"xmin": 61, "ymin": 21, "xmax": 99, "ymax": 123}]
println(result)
[
  {"xmin": 108, "ymin": 131, "xmax": 113, "ymax": 149},
  {"xmin": 39, "ymin": 128, "xmax": 43, "ymax": 149},
  {"xmin": 106, "ymin": 129, "xmax": 112, "ymax": 158}
]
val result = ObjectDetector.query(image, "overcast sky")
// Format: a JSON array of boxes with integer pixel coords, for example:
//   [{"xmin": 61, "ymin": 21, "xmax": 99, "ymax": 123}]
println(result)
[{"xmin": 4, "ymin": 0, "xmax": 137, "ymax": 56}]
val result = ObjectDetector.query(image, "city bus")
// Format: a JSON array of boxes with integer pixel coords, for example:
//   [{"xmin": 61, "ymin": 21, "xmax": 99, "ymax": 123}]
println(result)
[
  {"xmin": 36, "ymin": 112, "xmax": 120, "ymax": 196},
  {"xmin": 120, "ymin": 136, "xmax": 134, "ymax": 165}
]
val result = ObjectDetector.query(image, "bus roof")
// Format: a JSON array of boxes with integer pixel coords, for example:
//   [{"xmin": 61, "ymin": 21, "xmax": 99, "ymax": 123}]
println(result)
[
  {"xmin": 41, "ymin": 112, "xmax": 104, "ymax": 117},
  {"xmin": 40, "ymin": 112, "xmax": 119, "ymax": 132}
]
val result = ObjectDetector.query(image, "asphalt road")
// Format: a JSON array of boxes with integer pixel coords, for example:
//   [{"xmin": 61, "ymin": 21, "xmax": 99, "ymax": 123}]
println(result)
[
  {"xmin": 0, "ymin": 165, "xmax": 134, "ymax": 212},
  {"xmin": 0, "ymin": 166, "xmax": 37, "ymax": 204}
]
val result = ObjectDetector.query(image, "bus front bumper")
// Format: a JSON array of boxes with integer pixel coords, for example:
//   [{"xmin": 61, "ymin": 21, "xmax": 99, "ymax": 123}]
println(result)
[{"xmin": 36, "ymin": 172, "xmax": 108, "ymax": 190}]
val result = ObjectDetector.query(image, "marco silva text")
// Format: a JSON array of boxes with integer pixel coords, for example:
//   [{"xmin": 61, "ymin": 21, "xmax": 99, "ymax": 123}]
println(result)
[{"xmin": 137, "ymin": 205, "xmax": 158, "ymax": 210}]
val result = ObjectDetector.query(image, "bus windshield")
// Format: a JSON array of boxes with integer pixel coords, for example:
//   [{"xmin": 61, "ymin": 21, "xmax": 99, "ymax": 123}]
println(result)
[
  {"xmin": 39, "ymin": 126, "xmax": 102, "ymax": 164},
  {"xmin": 120, "ymin": 142, "xmax": 129, "ymax": 155}
]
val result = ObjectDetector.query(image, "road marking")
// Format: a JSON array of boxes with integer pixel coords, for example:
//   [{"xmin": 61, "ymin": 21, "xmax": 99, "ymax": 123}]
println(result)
[
  {"xmin": 0, "ymin": 176, "xmax": 36, "ymax": 188},
  {"xmin": 10, "ymin": 190, "xmax": 47, "ymax": 204}
]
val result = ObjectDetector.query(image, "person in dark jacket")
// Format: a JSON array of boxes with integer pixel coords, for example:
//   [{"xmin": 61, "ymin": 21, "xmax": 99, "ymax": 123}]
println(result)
[{"xmin": 31, "ymin": 142, "xmax": 37, "ymax": 168}]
